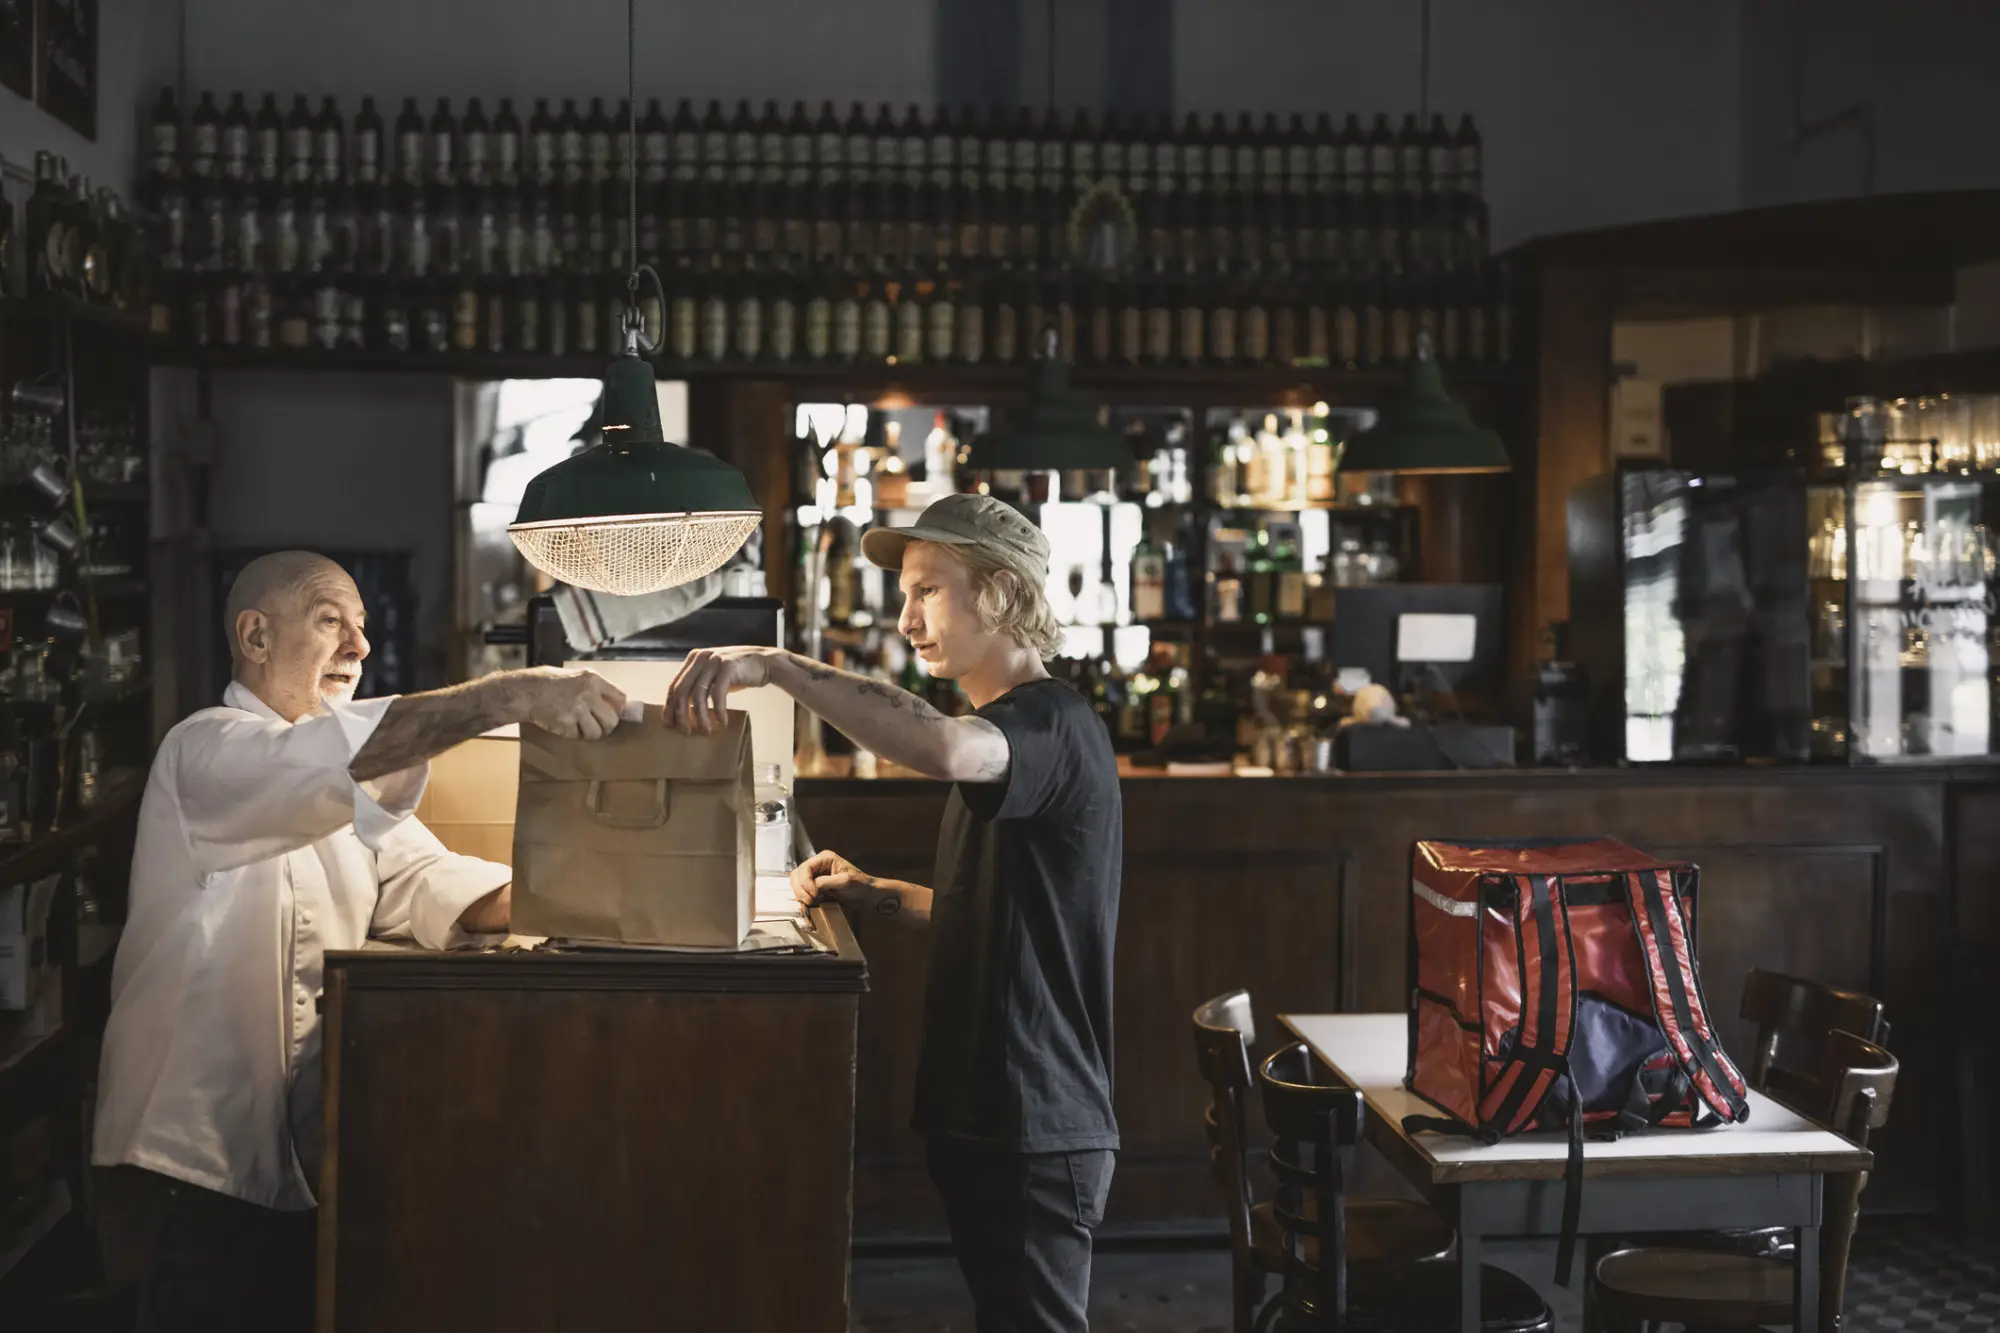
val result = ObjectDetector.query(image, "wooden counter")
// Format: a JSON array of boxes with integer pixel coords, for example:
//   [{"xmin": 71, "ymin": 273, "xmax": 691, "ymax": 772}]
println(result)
[
  {"xmin": 797, "ymin": 766, "xmax": 2000, "ymax": 1239},
  {"xmin": 315, "ymin": 907, "xmax": 866, "ymax": 1333}
]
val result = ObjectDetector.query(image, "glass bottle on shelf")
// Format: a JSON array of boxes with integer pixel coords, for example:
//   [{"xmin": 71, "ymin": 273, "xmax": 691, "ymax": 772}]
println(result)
[{"xmin": 753, "ymin": 762, "xmax": 793, "ymax": 875}]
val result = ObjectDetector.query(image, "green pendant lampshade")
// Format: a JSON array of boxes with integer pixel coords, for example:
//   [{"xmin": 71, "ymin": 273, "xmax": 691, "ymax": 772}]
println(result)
[
  {"xmin": 971, "ymin": 328, "xmax": 1132, "ymax": 472},
  {"xmin": 507, "ymin": 352, "xmax": 763, "ymax": 596},
  {"xmin": 1338, "ymin": 333, "xmax": 1511, "ymax": 475}
]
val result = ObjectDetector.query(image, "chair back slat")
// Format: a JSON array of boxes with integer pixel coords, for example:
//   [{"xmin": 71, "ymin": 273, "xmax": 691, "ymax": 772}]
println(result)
[
  {"xmin": 1259, "ymin": 1041, "xmax": 1365, "ymax": 1331},
  {"xmin": 1740, "ymin": 969, "xmax": 1889, "ymax": 1097},
  {"xmin": 1192, "ymin": 990, "xmax": 1262, "ymax": 1332}
]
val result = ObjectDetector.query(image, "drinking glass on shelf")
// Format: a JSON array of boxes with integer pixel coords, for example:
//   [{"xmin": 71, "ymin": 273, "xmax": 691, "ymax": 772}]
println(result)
[
  {"xmin": 1923, "ymin": 395, "xmax": 1972, "ymax": 470},
  {"xmin": 1972, "ymin": 395, "xmax": 2000, "ymax": 471}
]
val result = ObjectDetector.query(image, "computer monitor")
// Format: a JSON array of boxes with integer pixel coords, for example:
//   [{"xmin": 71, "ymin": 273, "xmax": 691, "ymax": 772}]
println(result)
[{"xmin": 1330, "ymin": 584, "xmax": 1505, "ymax": 697}]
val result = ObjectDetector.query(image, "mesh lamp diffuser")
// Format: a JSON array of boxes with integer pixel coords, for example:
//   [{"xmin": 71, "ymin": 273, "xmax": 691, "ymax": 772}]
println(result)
[
  {"xmin": 1337, "ymin": 331, "xmax": 1511, "ymax": 476},
  {"xmin": 505, "ymin": 0, "xmax": 762, "ymax": 596},
  {"xmin": 971, "ymin": 328, "xmax": 1132, "ymax": 472}
]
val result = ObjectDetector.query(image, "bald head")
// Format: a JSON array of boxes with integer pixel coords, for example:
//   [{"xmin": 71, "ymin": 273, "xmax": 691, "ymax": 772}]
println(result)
[{"xmin": 226, "ymin": 551, "xmax": 372, "ymax": 721}]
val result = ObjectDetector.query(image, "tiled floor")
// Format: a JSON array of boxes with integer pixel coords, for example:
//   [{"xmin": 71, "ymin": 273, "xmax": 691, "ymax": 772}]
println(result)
[{"xmin": 853, "ymin": 1219, "xmax": 1998, "ymax": 1333}]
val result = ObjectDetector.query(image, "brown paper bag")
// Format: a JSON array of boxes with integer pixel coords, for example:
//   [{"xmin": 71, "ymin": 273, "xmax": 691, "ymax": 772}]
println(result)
[{"xmin": 511, "ymin": 707, "xmax": 753, "ymax": 947}]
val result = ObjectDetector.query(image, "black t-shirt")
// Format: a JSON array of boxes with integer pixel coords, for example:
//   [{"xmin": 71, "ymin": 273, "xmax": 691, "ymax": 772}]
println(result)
[{"xmin": 912, "ymin": 678, "xmax": 1123, "ymax": 1152}]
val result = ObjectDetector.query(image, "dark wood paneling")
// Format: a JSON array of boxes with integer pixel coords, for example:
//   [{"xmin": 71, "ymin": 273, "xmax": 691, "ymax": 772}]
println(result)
[
  {"xmin": 803, "ymin": 768, "xmax": 1972, "ymax": 1236},
  {"xmin": 321, "ymin": 943, "xmax": 862, "ymax": 1333}
]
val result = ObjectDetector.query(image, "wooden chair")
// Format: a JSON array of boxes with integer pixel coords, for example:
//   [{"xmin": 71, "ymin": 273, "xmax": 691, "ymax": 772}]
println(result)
[
  {"xmin": 1741, "ymin": 969, "xmax": 1890, "ymax": 1115},
  {"xmin": 1257, "ymin": 1041, "xmax": 1552, "ymax": 1333},
  {"xmin": 1193, "ymin": 993, "xmax": 1456, "ymax": 1333},
  {"xmin": 1592, "ymin": 1029, "xmax": 1898, "ymax": 1333}
]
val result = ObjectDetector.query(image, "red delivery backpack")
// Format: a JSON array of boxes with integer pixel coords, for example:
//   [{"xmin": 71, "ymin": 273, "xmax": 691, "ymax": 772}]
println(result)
[{"xmin": 1404, "ymin": 837, "xmax": 1750, "ymax": 1283}]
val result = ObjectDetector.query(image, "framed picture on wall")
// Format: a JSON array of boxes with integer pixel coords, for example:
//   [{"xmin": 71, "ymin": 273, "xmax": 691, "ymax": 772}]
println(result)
[
  {"xmin": 0, "ymin": 0, "xmax": 32, "ymax": 101},
  {"xmin": 35, "ymin": 0, "xmax": 93, "ymax": 139}
]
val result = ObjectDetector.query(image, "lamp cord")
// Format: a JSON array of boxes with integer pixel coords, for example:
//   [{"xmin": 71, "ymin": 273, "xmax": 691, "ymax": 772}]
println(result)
[{"xmin": 627, "ymin": 0, "xmax": 638, "ymax": 293}]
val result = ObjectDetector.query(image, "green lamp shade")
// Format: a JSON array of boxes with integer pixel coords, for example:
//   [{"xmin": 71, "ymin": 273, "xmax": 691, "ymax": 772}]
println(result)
[
  {"xmin": 1338, "ymin": 355, "xmax": 1511, "ymax": 475},
  {"xmin": 508, "ymin": 354, "xmax": 763, "ymax": 596},
  {"xmin": 971, "ymin": 352, "xmax": 1131, "ymax": 471}
]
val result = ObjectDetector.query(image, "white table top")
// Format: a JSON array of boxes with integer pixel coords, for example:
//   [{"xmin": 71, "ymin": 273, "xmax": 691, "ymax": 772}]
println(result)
[{"xmin": 1280, "ymin": 1013, "xmax": 1870, "ymax": 1183}]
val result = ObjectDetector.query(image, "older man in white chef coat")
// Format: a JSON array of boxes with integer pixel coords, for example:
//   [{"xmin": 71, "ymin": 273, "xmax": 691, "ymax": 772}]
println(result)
[{"xmin": 92, "ymin": 550, "xmax": 627, "ymax": 1333}]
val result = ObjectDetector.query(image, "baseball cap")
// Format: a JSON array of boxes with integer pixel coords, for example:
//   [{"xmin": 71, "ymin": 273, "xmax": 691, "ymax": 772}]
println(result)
[{"xmin": 860, "ymin": 493, "xmax": 1051, "ymax": 588}]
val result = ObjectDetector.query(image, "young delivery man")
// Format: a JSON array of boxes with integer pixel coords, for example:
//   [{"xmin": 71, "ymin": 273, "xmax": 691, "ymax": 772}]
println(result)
[{"xmin": 665, "ymin": 493, "xmax": 1122, "ymax": 1332}]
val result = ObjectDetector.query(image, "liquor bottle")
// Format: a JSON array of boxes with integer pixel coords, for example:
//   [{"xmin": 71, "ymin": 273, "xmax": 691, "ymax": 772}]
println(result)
[
  {"xmin": 1268, "ymin": 272, "xmax": 1295, "ymax": 366},
  {"xmin": 1200, "ymin": 112, "xmax": 1228, "ymax": 197},
  {"xmin": 757, "ymin": 100, "xmax": 785, "ymax": 186},
  {"xmin": 396, "ymin": 97, "xmax": 426, "ymax": 188},
  {"xmin": 1235, "ymin": 112, "xmax": 1261, "ymax": 195},
  {"xmin": 1338, "ymin": 112, "xmax": 1366, "ymax": 199},
  {"xmin": 663, "ymin": 253, "xmax": 697, "ymax": 361},
  {"xmin": 891, "ymin": 263, "xmax": 923, "ymax": 364},
  {"xmin": 1142, "ymin": 267, "xmax": 1171, "ymax": 365},
  {"xmin": 191, "ymin": 92, "xmax": 221, "ymax": 181},
  {"xmin": 983, "ymin": 105, "xmax": 1011, "ymax": 190},
  {"xmin": 726, "ymin": 99, "xmax": 755, "ymax": 185},
  {"xmin": 769, "ymin": 263, "xmax": 801, "ymax": 363},
  {"xmin": 315, "ymin": 96, "xmax": 344, "ymax": 186},
  {"xmin": 1281, "ymin": 113, "xmax": 1308, "ymax": 198},
  {"xmin": 896, "ymin": 102, "xmax": 925, "ymax": 185},
  {"xmin": 1207, "ymin": 269, "xmax": 1238, "ymax": 366},
  {"xmin": 1098, "ymin": 109, "xmax": 1124, "ymax": 189},
  {"xmin": 1010, "ymin": 107, "xmax": 1037, "ymax": 191},
  {"xmin": 352, "ymin": 96, "xmax": 383, "ymax": 187},
  {"xmin": 988, "ymin": 268, "xmax": 1019, "ymax": 364},
  {"xmin": 640, "ymin": 98, "xmax": 670, "ymax": 185},
  {"xmin": 459, "ymin": 97, "xmax": 490, "ymax": 187},
  {"xmin": 611, "ymin": 98, "xmax": 632, "ymax": 182},
  {"xmin": 832, "ymin": 259, "xmax": 862, "ymax": 361},
  {"xmin": 476, "ymin": 98, "xmax": 514, "ymax": 189},
  {"xmin": 731, "ymin": 266, "xmax": 764, "ymax": 361},
  {"xmin": 813, "ymin": 100, "xmax": 843, "ymax": 186},
  {"xmin": 925, "ymin": 262, "xmax": 956, "ymax": 363},
  {"xmin": 1173, "ymin": 112, "xmax": 1201, "ymax": 196},
  {"xmin": 1306, "ymin": 111, "xmax": 1333, "ymax": 195},
  {"xmin": 272, "ymin": 182, "xmax": 302, "ymax": 277},
  {"xmin": 558, "ymin": 97, "xmax": 585, "ymax": 185},
  {"xmin": 150, "ymin": 89, "xmax": 182, "ymax": 182},
  {"xmin": 1038, "ymin": 106, "xmax": 1065, "ymax": 192},
  {"xmin": 1082, "ymin": 274, "xmax": 1111, "ymax": 364},
  {"xmin": 1131, "ymin": 533, "xmax": 1166, "ymax": 621},
  {"xmin": 429, "ymin": 98, "xmax": 456, "ymax": 187},
  {"xmin": 586, "ymin": 97, "xmax": 615, "ymax": 185},
  {"xmin": 1012, "ymin": 181, "xmax": 1042, "ymax": 271},
  {"xmin": 1454, "ymin": 113, "xmax": 1482, "ymax": 197},
  {"xmin": 281, "ymin": 94, "xmax": 313, "ymax": 185},
  {"xmin": 672, "ymin": 98, "xmax": 701, "ymax": 184},
  {"xmin": 955, "ymin": 271, "xmax": 984, "ymax": 364},
  {"xmin": 802, "ymin": 264, "xmax": 834, "ymax": 361},
  {"xmin": 861, "ymin": 265, "xmax": 894, "ymax": 362},
  {"xmin": 1176, "ymin": 269, "xmax": 1205, "ymax": 365},
  {"xmin": 1146, "ymin": 113, "xmax": 1172, "ymax": 196},
  {"xmin": 221, "ymin": 92, "xmax": 251, "ymax": 182},
  {"xmin": 1397, "ymin": 112, "xmax": 1424, "ymax": 197},
  {"xmin": 956, "ymin": 104, "xmax": 983, "ymax": 192},
  {"xmin": 784, "ymin": 100, "xmax": 814, "ymax": 188},
  {"xmin": 1115, "ymin": 271, "xmax": 1142, "ymax": 364},
  {"xmin": 928, "ymin": 103, "xmax": 955, "ymax": 189},
  {"xmin": 844, "ymin": 101, "xmax": 873, "ymax": 186},
  {"xmin": 1242, "ymin": 273, "xmax": 1270, "ymax": 366},
  {"xmin": 1366, "ymin": 112, "xmax": 1395, "ymax": 196},
  {"xmin": 1423, "ymin": 113, "xmax": 1453, "ymax": 198}
]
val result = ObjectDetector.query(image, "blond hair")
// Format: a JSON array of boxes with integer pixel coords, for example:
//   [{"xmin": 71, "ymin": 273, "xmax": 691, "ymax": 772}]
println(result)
[{"xmin": 914, "ymin": 540, "xmax": 1063, "ymax": 659}]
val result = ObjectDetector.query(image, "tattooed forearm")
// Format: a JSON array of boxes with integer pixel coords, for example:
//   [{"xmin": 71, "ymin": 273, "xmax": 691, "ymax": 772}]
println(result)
[
  {"xmin": 350, "ymin": 677, "xmax": 518, "ymax": 781},
  {"xmin": 769, "ymin": 652, "xmax": 1010, "ymax": 782}
]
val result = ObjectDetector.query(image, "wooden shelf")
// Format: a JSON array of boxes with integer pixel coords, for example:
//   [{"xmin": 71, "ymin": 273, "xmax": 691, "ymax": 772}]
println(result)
[
  {"xmin": 0, "ymin": 768, "xmax": 145, "ymax": 889},
  {"xmin": 152, "ymin": 343, "xmax": 1521, "ymax": 400},
  {"xmin": 0, "ymin": 294, "xmax": 149, "ymax": 338}
]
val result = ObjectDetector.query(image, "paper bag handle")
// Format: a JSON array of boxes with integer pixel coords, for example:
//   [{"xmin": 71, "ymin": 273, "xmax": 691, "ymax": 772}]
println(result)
[{"xmin": 583, "ymin": 779, "xmax": 671, "ymax": 829}]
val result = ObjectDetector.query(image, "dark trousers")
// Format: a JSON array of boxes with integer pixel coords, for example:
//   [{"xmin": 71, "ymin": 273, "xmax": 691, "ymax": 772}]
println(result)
[
  {"xmin": 94, "ymin": 1166, "xmax": 316, "ymax": 1333},
  {"xmin": 925, "ymin": 1140, "xmax": 1115, "ymax": 1333}
]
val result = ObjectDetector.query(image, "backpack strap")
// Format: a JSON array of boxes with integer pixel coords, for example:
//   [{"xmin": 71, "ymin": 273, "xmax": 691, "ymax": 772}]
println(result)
[
  {"xmin": 1624, "ymin": 869, "xmax": 1751, "ymax": 1125},
  {"xmin": 1477, "ymin": 874, "xmax": 1579, "ymax": 1134}
]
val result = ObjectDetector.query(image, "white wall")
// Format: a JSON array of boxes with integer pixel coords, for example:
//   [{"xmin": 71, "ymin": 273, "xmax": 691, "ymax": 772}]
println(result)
[{"xmin": 1173, "ymin": 0, "xmax": 1744, "ymax": 251}]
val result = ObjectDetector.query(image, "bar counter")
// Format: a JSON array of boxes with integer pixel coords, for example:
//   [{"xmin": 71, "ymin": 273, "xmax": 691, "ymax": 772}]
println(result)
[
  {"xmin": 315, "ymin": 906, "xmax": 866, "ymax": 1333},
  {"xmin": 797, "ymin": 763, "xmax": 2000, "ymax": 1238}
]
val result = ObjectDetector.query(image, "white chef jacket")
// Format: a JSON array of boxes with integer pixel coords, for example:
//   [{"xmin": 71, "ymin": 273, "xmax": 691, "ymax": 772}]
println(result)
[{"xmin": 93, "ymin": 681, "xmax": 511, "ymax": 1210}]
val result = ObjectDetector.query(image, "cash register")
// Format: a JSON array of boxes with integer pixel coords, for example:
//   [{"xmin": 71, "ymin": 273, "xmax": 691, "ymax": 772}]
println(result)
[{"xmin": 1331, "ymin": 584, "xmax": 1516, "ymax": 771}]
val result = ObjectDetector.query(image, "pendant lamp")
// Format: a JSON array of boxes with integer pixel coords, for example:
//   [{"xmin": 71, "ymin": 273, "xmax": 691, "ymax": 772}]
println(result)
[
  {"xmin": 970, "ymin": 328, "xmax": 1132, "ymax": 472},
  {"xmin": 507, "ymin": 1, "xmax": 761, "ymax": 595},
  {"xmin": 1337, "ymin": 331, "xmax": 1511, "ymax": 476}
]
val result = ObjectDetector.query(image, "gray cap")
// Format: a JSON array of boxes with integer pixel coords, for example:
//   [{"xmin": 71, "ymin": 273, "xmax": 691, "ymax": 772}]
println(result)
[{"xmin": 860, "ymin": 493, "xmax": 1050, "ymax": 588}]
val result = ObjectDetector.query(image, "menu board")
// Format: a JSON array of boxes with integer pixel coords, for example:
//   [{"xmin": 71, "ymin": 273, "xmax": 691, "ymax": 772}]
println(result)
[
  {"xmin": 35, "ymin": 0, "xmax": 93, "ymax": 138},
  {"xmin": 0, "ymin": 0, "xmax": 30, "ymax": 101}
]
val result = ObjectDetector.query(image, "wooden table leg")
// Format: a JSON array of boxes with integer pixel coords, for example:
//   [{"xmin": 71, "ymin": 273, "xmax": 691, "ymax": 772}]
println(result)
[
  {"xmin": 1459, "ymin": 1227, "xmax": 1484, "ymax": 1333},
  {"xmin": 1795, "ymin": 1221, "xmax": 1822, "ymax": 1333}
]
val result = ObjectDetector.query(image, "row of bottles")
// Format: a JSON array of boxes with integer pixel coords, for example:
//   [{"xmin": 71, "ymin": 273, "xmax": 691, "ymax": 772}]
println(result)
[
  {"xmin": 151, "ymin": 163, "xmax": 1493, "ymax": 291},
  {"xmin": 4, "ymin": 151, "xmax": 149, "ymax": 309},
  {"xmin": 153, "ymin": 89, "xmax": 1483, "ymax": 200},
  {"xmin": 162, "ymin": 252, "xmax": 1512, "ymax": 369}
]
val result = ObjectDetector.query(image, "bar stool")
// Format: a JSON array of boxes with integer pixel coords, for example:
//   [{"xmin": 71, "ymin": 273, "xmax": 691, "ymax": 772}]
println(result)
[
  {"xmin": 1194, "ymin": 993, "xmax": 1456, "ymax": 1333},
  {"xmin": 1592, "ymin": 1029, "xmax": 1898, "ymax": 1333},
  {"xmin": 1257, "ymin": 1040, "xmax": 1552, "ymax": 1333}
]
